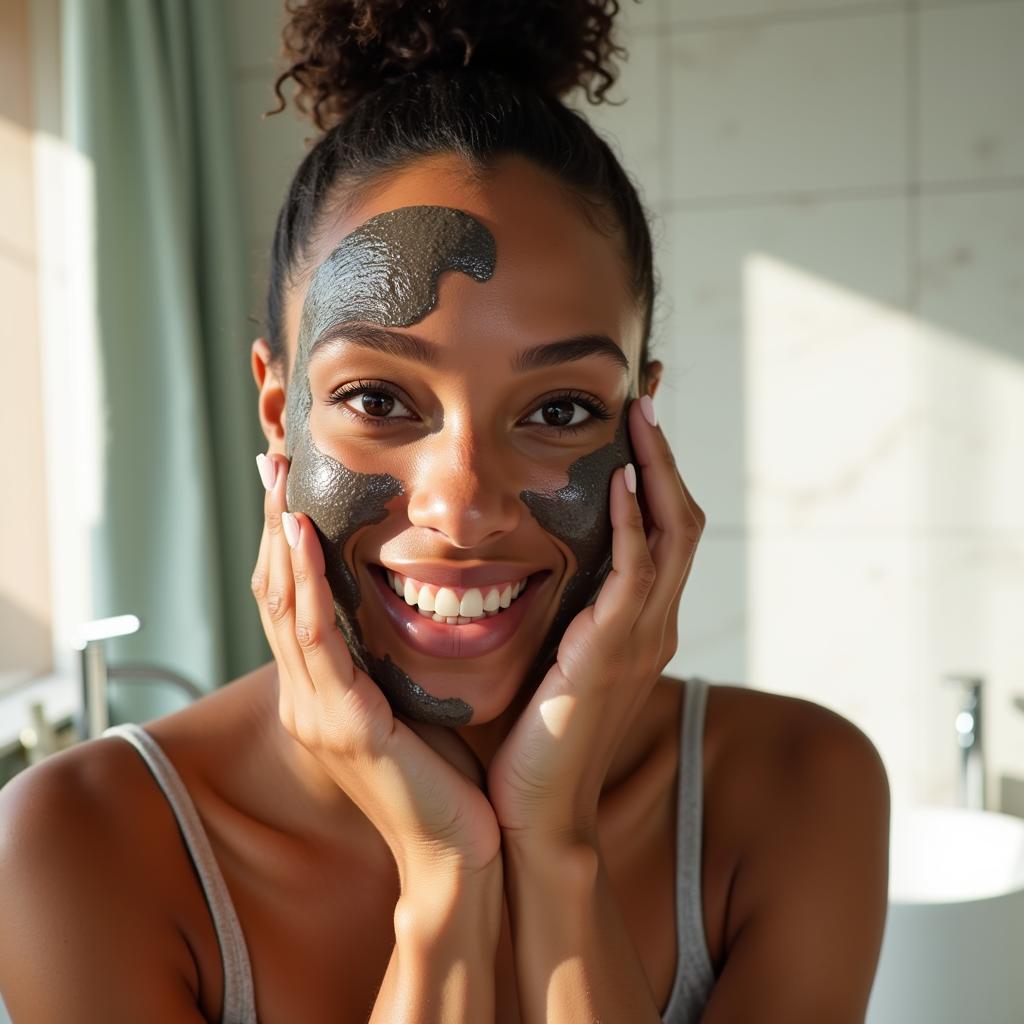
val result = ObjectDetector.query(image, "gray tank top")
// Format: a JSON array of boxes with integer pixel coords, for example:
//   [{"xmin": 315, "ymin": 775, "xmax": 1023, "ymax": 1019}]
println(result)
[{"xmin": 103, "ymin": 676, "xmax": 715, "ymax": 1023}]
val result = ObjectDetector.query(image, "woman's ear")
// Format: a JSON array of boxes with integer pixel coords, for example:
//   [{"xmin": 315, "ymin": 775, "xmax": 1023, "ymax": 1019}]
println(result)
[
  {"xmin": 641, "ymin": 359, "xmax": 663, "ymax": 400},
  {"xmin": 252, "ymin": 337, "xmax": 287, "ymax": 452}
]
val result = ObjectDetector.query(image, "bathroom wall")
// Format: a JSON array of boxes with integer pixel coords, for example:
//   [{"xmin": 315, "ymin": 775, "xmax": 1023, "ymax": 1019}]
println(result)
[
  {"xmin": 0, "ymin": 0, "xmax": 53, "ymax": 682},
  {"xmin": 224, "ymin": 0, "xmax": 1024, "ymax": 813}
]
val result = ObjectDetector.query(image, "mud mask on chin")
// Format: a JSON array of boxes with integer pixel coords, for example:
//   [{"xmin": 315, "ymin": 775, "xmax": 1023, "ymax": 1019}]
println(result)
[{"xmin": 285, "ymin": 205, "xmax": 635, "ymax": 727}]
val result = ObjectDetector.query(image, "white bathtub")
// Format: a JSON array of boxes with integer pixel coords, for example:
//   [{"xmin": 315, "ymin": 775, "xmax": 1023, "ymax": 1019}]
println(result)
[{"xmin": 866, "ymin": 805, "xmax": 1024, "ymax": 1024}]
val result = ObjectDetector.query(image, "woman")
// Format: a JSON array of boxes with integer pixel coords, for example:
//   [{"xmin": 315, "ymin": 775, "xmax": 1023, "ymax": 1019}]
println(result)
[{"xmin": 0, "ymin": 2, "xmax": 890, "ymax": 1021}]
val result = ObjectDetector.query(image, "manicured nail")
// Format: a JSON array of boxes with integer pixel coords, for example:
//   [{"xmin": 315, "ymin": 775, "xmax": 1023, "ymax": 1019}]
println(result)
[
  {"xmin": 256, "ymin": 452, "xmax": 276, "ymax": 491},
  {"xmin": 640, "ymin": 395, "xmax": 657, "ymax": 428},
  {"xmin": 624, "ymin": 463, "xmax": 637, "ymax": 494},
  {"xmin": 281, "ymin": 511, "xmax": 300, "ymax": 549}
]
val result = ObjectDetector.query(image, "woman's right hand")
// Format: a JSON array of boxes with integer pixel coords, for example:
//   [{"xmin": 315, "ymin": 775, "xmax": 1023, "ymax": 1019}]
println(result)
[{"xmin": 251, "ymin": 452, "xmax": 501, "ymax": 883}]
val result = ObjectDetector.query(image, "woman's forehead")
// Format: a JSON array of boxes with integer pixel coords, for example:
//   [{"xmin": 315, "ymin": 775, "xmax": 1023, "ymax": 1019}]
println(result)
[{"xmin": 284, "ymin": 153, "xmax": 641, "ymax": 363}]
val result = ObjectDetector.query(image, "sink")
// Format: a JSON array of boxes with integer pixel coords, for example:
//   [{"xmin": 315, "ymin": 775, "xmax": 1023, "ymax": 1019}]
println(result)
[{"xmin": 866, "ymin": 805, "xmax": 1024, "ymax": 1024}]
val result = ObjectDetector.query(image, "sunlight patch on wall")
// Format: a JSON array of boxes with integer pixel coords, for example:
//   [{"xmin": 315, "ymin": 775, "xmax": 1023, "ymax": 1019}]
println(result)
[
  {"xmin": 33, "ymin": 129, "xmax": 105, "ymax": 678},
  {"xmin": 740, "ymin": 251, "xmax": 1024, "ymax": 809}
]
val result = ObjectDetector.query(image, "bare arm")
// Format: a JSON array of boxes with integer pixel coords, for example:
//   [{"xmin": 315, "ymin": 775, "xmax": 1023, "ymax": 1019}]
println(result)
[
  {"xmin": 0, "ymin": 749, "xmax": 209, "ymax": 1023},
  {"xmin": 701, "ymin": 707, "xmax": 891, "ymax": 1023},
  {"xmin": 502, "ymin": 835, "xmax": 662, "ymax": 1024},
  {"xmin": 370, "ymin": 861, "xmax": 503, "ymax": 1024}
]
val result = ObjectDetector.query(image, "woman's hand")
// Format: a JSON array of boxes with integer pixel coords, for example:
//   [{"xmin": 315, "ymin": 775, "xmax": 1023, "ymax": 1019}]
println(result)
[
  {"xmin": 251, "ymin": 452, "xmax": 501, "ymax": 881},
  {"xmin": 486, "ymin": 396, "xmax": 705, "ymax": 845}
]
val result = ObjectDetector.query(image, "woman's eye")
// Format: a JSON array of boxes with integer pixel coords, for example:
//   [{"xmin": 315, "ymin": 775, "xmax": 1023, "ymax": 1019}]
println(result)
[
  {"xmin": 337, "ymin": 389, "xmax": 413, "ymax": 420},
  {"xmin": 524, "ymin": 398, "xmax": 594, "ymax": 430}
]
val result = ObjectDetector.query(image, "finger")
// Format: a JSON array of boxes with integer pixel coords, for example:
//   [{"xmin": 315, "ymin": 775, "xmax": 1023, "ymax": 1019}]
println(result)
[
  {"xmin": 251, "ymin": 513, "xmax": 283, "ymax": 664},
  {"xmin": 286, "ymin": 509, "xmax": 387, "ymax": 721},
  {"xmin": 263, "ymin": 453, "xmax": 316, "ymax": 696},
  {"xmin": 591, "ymin": 462, "xmax": 657, "ymax": 633},
  {"xmin": 629, "ymin": 397, "xmax": 704, "ymax": 612}
]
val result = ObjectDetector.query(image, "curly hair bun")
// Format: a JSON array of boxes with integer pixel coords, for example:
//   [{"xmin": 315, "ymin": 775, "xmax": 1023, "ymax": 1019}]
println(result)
[{"xmin": 274, "ymin": 0, "xmax": 630, "ymax": 131}]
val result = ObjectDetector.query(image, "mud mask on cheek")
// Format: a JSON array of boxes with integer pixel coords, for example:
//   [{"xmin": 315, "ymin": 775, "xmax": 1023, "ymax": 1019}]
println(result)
[
  {"xmin": 520, "ymin": 411, "xmax": 634, "ymax": 689},
  {"xmin": 285, "ymin": 204, "xmax": 635, "ymax": 727}
]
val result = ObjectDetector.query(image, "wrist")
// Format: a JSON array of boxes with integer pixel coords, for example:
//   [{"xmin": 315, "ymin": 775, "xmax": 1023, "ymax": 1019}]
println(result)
[
  {"xmin": 502, "ymin": 829, "xmax": 600, "ymax": 894},
  {"xmin": 394, "ymin": 857, "xmax": 504, "ymax": 948}
]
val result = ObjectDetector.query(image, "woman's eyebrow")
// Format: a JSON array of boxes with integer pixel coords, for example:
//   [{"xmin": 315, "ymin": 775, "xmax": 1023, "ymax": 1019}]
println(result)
[{"xmin": 309, "ymin": 323, "xmax": 630, "ymax": 375}]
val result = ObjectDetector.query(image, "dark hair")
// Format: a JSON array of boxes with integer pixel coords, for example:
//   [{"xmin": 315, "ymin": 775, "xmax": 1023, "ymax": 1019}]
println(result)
[{"xmin": 265, "ymin": 0, "xmax": 658, "ymax": 383}]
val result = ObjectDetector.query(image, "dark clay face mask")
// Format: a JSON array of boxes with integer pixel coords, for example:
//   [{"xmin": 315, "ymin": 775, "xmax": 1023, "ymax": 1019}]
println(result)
[{"xmin": 285, "ymin": 204, "xmax": 635, "ymax": 727}]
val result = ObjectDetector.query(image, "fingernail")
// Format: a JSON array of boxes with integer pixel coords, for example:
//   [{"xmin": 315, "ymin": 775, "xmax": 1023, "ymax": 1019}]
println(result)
[
  {"xmin": 624, "ymin": 463, "xmax": 637, "ymax": 495},
  {"xmin": 281, "ymin": 511, "xmax": 300, "ymax": 549},
  {"xmin": 256, "ymin": 452, "xmax": 277, "ymax": 491},
  {"xmin": 640, "ymin": 395, "xmax": 657, "ymax": 428}
]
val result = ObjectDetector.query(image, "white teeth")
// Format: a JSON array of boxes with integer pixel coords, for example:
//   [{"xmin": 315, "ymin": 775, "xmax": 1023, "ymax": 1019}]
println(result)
[
  {"xmin": 385, "ymin": 570, "xmax": 532, "ymax": 623},
  {"xmin": 433, "ymin": 587, "xmax": 462, "ymax": 618},
  {"xmin": 459, "ymin": 589, "xmax": 484, "ymax": 617}
]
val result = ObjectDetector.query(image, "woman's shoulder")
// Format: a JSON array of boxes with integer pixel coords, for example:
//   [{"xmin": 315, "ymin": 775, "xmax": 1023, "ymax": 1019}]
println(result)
[
  {"xmin": 687, "ymin": 675, "xmax": 887, "ymax": 843},
  {"xmin": 656, "ymin": 672, "xmax": 881, "ymax": 771},
  {"xmin": 0, "ymin": 716, "xmax": 215, "ymax": 1018},
  {"xmin": 0, "ymin": 712, "xmax": 185, "ymax": 855},
  {"xmin": 701, "ymin": 678, "xmax": 886, "ymax": 790},
  {"xmin": 678, "ymin": 676, "xmax": 890, "ymax": 990}
]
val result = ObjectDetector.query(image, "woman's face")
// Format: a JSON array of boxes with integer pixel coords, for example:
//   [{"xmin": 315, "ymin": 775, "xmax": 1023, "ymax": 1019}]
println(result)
[{"xmin": 277, "ymin": 153, "xmax": 653, "ymax": 727}]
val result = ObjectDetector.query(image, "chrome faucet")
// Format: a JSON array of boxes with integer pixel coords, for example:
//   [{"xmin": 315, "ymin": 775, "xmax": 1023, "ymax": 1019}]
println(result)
[{"xmin": 944, "ymin": 674, "xmax": 986, "ymax": 810}]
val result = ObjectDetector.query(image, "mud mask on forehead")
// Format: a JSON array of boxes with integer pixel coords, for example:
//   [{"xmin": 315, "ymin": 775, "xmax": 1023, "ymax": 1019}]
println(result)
[{"xmin": 286, "ymin": 205, "xmax": 635, "ymax": 727}]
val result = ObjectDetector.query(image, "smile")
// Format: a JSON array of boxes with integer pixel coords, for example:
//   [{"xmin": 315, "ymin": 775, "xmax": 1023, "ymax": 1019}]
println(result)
[
  {"xmin": 385, "ymin": 569, "xmax": 531, "ymax": 624},
  {"xmin": 368, "ymin": 564, "xmax": 552, "ymax": 660}
]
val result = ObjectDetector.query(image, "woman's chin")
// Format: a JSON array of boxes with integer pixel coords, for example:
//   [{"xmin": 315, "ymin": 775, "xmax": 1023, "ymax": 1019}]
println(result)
[{"xmin": 376, "ymin": 656, "xmax": 531, "ymax": 727}]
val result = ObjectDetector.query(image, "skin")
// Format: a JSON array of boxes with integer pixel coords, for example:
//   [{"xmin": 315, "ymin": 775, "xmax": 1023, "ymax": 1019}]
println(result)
[
  {"xmin": 0, "ymin": 152, "xmax": 891, "ymax": 1024},
  {"xmin": 284, "ymin": 203, "xmax": 634, "ymax": 727}
]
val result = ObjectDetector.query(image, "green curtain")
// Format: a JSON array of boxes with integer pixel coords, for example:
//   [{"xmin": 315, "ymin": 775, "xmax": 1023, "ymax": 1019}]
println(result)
[{"xmin": 64, "ymin": 0, "xmax": 270, "ymax": 717}]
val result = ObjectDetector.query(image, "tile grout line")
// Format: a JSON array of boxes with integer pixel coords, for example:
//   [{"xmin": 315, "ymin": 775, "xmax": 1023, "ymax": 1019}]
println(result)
[
  {"xmin": 660, "ymin": 0, "xmax": 1022, "ymax": 35},
  {"xmin": 660, "ymin": 176, "xmax": 1024, "ymax": 212},
  {"xmin": 658, "ymin": 0, "xmax": 672, "ymax": 216},
  {"xmin": 907, "ymin": 0, "xmax": 922, "ymax": 317},
  {"xmin": 663, "ymin": 0, "xmax": 917, "ymax": 34}
]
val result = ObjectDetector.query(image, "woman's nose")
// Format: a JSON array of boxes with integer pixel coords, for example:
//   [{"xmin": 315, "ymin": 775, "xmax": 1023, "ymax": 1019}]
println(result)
[{"xmin": 405, "ymin": 431, "xmax": 522, "ymax": 549}]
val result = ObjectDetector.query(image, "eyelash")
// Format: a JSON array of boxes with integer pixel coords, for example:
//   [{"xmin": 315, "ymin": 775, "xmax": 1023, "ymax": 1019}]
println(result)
[{"xmin": 326, "ymin": 380, "xmax": 613, "ymax": 436}]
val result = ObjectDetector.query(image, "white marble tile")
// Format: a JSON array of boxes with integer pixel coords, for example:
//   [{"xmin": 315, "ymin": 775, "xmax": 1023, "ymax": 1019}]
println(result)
[
  {"xmin": 667, "ymin": 535, "xmax": 750, "ymax": 686},
  {"xmin": 658, "ymin": 196, "xmax": 919, "ymax": 531},
  {"xmin": 914, "ymin": 321, "xmax": 1024, "ymax": 533},
  {"xmin": 916, "ymin": 534, "xmax": 1024, "ymax": 809},
  {"xmin": 916, "ymin": 190, "xmax": 1024, "ymax": 363},
  {"xmin": 567, "ymin": 26, "xmax": 666, "ymax": 207},
  {"xmin": 745, "ymin": 533, "xmax": 927, "ymax": 807},
  {"xmin": 918, "ymin": 3, "xmax": 1024, "ymax": 184},
  {"xmin": 914, "ymin": 191, "xmax": 1024, "ymax": 532},
  {"xmin": 665, "ymin": 10, "xmax": 908, "ymax": 200},
  {"xmin": 673, "ymin": 528, "xmax": 1024, "ymax": 808},
  {"xmin": 667, "ymin": 0, "xmax": 905, "ymax": 21},
  {"xmin": 232, "ymin": 77, "xmax": 314, "ymax": 243}
]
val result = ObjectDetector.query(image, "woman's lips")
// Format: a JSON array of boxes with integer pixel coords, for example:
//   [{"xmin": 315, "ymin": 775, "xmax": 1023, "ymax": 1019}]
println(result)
[{"xmin": 368, "ymin": 564, "xmax": 551, "ymax": 660}]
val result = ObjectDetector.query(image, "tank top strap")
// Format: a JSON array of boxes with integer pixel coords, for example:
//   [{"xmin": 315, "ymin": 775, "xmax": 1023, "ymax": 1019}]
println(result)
[
  {"xmin": 103, "ymin": 723, "xmax": 258, "ymax": 1024},
  {"xmin": 661, "ymin": 676, "xmax": 716, "ymax": 1023}
]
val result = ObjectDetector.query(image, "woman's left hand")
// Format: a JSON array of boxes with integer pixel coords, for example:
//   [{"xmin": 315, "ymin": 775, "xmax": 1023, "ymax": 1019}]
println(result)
[{"xmin": 487, "ymin": 396, "xmax": 705, "ymax": 845}]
